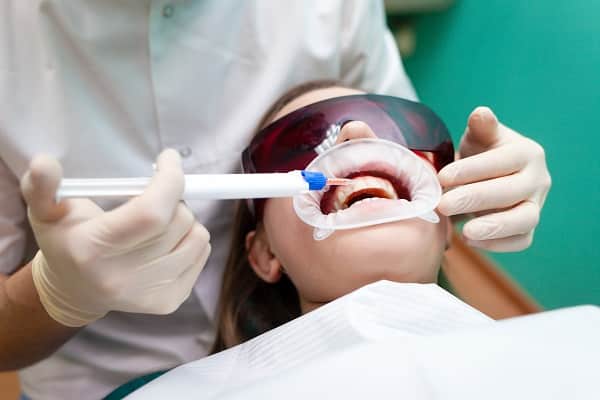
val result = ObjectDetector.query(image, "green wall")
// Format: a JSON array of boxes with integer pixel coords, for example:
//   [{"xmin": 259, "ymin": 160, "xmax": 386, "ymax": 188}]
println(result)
[{"xmin": 402, "ymin": 0, "xmax": 600, "ymax": 309}]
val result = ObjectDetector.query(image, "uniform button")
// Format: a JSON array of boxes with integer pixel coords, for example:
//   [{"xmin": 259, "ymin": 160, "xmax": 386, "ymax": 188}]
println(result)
[
  {"xmin": 162, "ymin": 4, "xmax": 174, "ymax": 18},
  {"xmin": 178, "ymin": 146, "xmax": 192, "ymax": 158}
]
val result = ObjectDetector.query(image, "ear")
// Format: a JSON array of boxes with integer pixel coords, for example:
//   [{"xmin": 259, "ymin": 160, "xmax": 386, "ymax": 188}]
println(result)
[{"xmin": 246, "ymin": 228, "xmax": 283, "ymax": 283}]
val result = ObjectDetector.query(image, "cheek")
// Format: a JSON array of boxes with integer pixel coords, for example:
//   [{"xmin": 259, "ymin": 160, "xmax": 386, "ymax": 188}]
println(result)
[
  {"xmin": 262, "ymin": 199, "xmax": 338, "ymax": 298},
  {"xmin": 262, "ymin": 198, "xmax": 318, "ymax": 270}
]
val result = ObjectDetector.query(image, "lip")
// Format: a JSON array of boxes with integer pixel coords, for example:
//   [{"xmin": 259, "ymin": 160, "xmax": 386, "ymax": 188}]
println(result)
[{"xmin": 320, "ymin": 161, "xmax": 412, "ymax": 214}]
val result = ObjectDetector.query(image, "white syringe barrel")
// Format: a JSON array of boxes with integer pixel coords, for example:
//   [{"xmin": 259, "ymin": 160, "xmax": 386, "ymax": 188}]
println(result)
[
  {"xmin": 57, "ymin": 171, "xmax": 312, "ymax": 200},
  {"xmin": 183, "ymin": 171, "xmax": 309, "ymax": 199}
]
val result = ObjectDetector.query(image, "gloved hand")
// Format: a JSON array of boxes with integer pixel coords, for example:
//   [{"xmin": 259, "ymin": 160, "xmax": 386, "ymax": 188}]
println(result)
[
  {"xmin": 21, "ymin": 149, "xmax": 211, "ymax": 327},
  {"xmin": 437, "ymin": 107, "xmax": 551, "ymax": 252}
]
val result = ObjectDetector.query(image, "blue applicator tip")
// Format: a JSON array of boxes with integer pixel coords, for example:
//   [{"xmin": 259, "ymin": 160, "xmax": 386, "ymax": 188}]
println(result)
[{"xmin": 300, "ymin": 170, "xmax": 327, "ymax": 190}]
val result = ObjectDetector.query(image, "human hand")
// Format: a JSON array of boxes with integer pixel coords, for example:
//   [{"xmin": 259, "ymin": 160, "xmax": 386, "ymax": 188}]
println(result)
[
  {"xmin": 437, "ymin": 107, "xmax": 551, "ymax": 252},
  {"xmin": 21, "ymin": 149, "xmax": 211, "ymax": 327}
]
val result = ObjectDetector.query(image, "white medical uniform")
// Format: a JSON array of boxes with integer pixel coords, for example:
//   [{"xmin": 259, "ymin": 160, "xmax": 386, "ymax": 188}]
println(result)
[{"xmin": 0, "ymin": 1, "xmax": 416, "ymax": 398}]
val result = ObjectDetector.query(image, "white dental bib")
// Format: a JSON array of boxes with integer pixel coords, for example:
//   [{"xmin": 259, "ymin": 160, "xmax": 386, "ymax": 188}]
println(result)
[
  {"xmin": 126, "ymin": 282, "xmax": 600, "ymax": 400},
  {"xmin": 293, "ymin": 139, "xmax": 442, "ymax": 240},
  {"xmin": 125, "ymin": 281, "xmax": 492, "ymax": 399}
]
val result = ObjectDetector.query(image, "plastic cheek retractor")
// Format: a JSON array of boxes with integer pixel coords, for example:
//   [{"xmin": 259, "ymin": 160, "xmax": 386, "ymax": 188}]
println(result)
[{"xmin": 292, "ymin": 138, "xmax": 442, "ymax": 240}]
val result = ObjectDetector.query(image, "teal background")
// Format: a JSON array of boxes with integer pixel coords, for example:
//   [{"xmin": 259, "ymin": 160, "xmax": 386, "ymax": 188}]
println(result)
[{"xmin": 401, "ymin": 0, "xmax": 600, "ymax": 309}]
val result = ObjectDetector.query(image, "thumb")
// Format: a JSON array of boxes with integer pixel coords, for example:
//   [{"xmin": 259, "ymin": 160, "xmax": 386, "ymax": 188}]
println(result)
[
  {"xmin": 21, "ymin": 155, "xmax": 68, "ymax": 223},
  {"xmin": 460, "ymin": 106, "xmax": 501, "ymax": 158}
]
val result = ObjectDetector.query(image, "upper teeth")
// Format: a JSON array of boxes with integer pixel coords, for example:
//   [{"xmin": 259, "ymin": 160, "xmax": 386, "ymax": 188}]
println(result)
[{"xmin": 333, "ymin": 176, "xmax": 397, "ymax": 211}]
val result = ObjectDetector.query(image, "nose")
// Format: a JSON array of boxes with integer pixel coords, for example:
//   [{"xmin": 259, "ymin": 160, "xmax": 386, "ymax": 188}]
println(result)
[{"xmin": 335, "ymin": 121, "xmax": 378, "ymax": 144}]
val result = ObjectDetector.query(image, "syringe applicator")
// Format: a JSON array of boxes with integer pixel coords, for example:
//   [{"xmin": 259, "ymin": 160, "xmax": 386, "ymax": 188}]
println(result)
[{"xmin": 56, "ymin": 170, "xmax": 350, "ymax": 201}]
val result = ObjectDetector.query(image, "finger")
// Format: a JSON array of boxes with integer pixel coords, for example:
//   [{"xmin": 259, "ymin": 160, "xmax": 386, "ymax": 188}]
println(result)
[
  {"xmin": 132, "ymin": 225, "xmax": 211, "ymax": 314},
  {"xmin": 97, "ymin": 149, "xmax": 185, "ymax": 242},
  {"xmin": 140, "ymin": 149, "xmax": 185, "ymax": 210},
  {"xmin": 464, "ymin": 232, "xmax": 534, "ymax": 252},
  {"xmin": 112, "ymin": 203, "xmax": 196, "ymax": 259},
  {"xmin": 459, "ymin": 107, "xmax": 501, "ymax": 157},
  {"xmin": 148, "ymin": 244, "xmax": 211, "ymax": 315},
  {"xmin": 438, "ymin": 172, "xmax": 533, "ymax": 216},
  {"xmin": 462, "ymin": 201, "xmax": 540, "ymax": 241},
  {"xmin": 20, "ymin": 155, "xmax": 68, "ymax": 223},
  {"xmin": 438, "ymin": 143, "xmax": 528, "ymax": 187},
  {"xmin": 136, "ymin": 222, "xmax": 210, "ymax": 282},
  {"xmin": 164, "ymin": 241, "xmax": 212, "ymax": 313}
]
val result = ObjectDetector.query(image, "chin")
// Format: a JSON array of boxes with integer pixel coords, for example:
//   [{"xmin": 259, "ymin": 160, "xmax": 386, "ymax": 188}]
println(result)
[{"xmin": 353, "ymin": 257, "xmax": 440, "ymax": 285}]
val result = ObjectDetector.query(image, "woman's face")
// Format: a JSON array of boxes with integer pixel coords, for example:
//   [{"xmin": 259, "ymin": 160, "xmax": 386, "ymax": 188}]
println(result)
[{"xmin": 248, "ymin": 87, "xmax": 450, "ymax": 312}]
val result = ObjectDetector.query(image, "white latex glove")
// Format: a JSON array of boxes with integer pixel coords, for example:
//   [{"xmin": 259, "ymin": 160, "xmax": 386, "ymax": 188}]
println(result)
[
  {"xmin": 437, "ymin": 107, "xmax": 551, "ymax": 252},
  {"xmin": 21, "ymin": 149, "xmax": 211, "ymax": 327}
]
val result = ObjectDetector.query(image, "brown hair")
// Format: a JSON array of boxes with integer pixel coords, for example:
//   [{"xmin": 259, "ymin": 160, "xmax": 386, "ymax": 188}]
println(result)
[{"xmin": 211, "ymin": 80, "xmax": 344, "ymax": 353}]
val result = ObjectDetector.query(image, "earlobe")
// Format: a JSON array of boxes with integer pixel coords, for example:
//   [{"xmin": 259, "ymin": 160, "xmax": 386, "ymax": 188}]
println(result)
[{"xmin": 246, "ymin": 229, "xmax": 283, "ymax": 283}]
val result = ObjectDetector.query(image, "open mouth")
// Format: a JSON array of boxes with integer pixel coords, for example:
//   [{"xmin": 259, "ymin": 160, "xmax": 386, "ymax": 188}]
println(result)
[{"xmin": 320, "ymin": 168, "xmax": 412, "ymax": 214}]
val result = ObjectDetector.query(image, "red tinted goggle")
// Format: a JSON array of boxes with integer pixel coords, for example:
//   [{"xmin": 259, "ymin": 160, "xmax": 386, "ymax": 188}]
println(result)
[{"xmin": 242, "ymin": 94, "xmax": 454, "ymax": 218}]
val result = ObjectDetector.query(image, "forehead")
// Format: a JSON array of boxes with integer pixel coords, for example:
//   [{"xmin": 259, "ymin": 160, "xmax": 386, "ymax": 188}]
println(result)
[{"xmin": 270, "ymin": 86, "xmax": 364, "ymax": 124}]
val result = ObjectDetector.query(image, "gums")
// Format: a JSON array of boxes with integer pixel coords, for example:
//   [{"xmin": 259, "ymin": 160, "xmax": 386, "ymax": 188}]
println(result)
[{"xmin": 320, "ymin": 170, "xmax": 412, "ymax": 214}]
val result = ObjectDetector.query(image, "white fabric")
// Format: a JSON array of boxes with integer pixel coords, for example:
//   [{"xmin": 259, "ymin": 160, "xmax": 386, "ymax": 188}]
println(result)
[
  {"xmin": 126, "ymin": 281, "xmax": 493, "ymax": 399},
  {"xmin": 128, "ymin": 282, "xmax": 600, "ymax": 400},
  {"xmin": 0, "ymin": 1, "xmax": 416, "ymax": 398},
  {"xmin": 217, "ymin": 306, "xmax": 600, "ymax": 400}
]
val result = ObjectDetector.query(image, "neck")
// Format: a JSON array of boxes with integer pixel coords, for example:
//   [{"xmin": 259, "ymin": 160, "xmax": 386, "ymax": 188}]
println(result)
[{"xmin": 299, "ymin": 297, "xmax": 325, "ymax": 314}]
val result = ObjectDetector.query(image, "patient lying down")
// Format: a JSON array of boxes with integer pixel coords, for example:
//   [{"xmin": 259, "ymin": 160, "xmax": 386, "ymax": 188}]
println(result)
[
  {"xmin": 123, "ymin": 81, "xmax": 495, "ymax": 399},
  {"xmin": 212, "ymin": 81, "xmax": 485, "ymax": 352}
]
